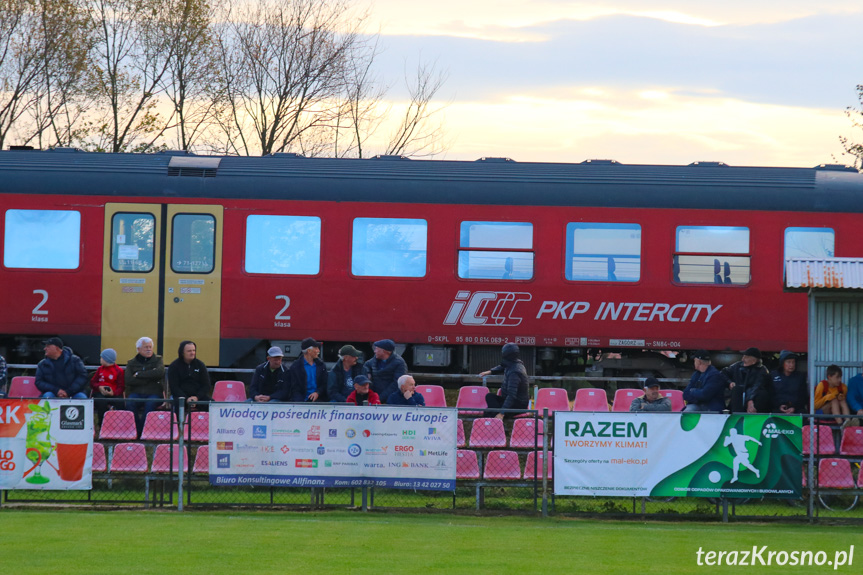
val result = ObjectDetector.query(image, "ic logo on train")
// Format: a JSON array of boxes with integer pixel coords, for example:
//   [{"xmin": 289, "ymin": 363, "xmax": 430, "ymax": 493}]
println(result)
[{"xmin": 443, "ymin": 291, "xmax": 532, "ymax": 327}]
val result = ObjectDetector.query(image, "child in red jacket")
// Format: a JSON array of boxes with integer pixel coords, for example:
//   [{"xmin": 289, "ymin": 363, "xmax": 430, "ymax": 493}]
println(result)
[{"xmin": 91, "ymin": 348, "xmax": 125, "ymax": 425}]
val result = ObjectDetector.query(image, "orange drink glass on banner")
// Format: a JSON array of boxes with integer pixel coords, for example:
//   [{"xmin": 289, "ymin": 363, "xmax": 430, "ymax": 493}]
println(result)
[{"xmin": 56, "ymin": 443, "xmax": 89, "ymax": 482}]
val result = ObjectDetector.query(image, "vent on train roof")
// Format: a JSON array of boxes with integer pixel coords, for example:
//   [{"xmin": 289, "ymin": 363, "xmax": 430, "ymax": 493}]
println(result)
[
  {"xmin": 46, "ymin": 147, "xmax": 84, "ymax": 153},
  {"xmin": 688, "ymin": 161, "xmax": 729, "ymax": 167},
  {"xmin": 371, "ymin": 154, "xmax": 410, "ymax": 161},
  {"xmin": 580, "ymin": 159, "xmax": 621, "ymax": 165},
  {"xmin": 167, "ymin": 156, "xmax": 221, "ymax": 177},
  {"xmin": 267, "ymin": 152, "xmax": 305, "ymax": 159},
  {"xmin": 475, "ymin": 157, "xmax": 516, "ymax": 163},
  {"xmin": 814, "ymin": 163, "xmax": 858, "ymax": 172}
]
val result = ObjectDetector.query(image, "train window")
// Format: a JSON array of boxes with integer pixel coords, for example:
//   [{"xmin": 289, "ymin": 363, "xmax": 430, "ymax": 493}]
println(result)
[
  {"xmin": 111, "ymin": 213, "xmax": 155, "ymax": 272},
  {"xmin": 171, "ymin": 213, "xmax": 215, "ymax": 273},
  {"xmin": 352, "ymin": 217, "xmax": 427, "ymax": 277},
  {"xmin": 3, "ymin": 209, "xmax": 81, "ymax": 269},
  {"xmin": 458, "ymin": 221, "xmax": 533, "ymax": 280},
  {"xmin": 244, "ymin": 215, "xmax": 321, "ymax": 275},
  {"xmin": 784, "ymin": 227, "xmax": 834, "ymax": 260},
  {"xmin": 565, "ymin": 223, "xmax": 640, "ymax": 282},
  {"xmin": 674, "ymin": 226, "xmax": 750, "ymax": 285}
]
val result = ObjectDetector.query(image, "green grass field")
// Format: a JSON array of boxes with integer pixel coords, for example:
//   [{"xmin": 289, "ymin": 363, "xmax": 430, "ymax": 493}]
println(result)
[{"xmin": 3, "ymin": 509, "xmax": 862, "ymax": 574}]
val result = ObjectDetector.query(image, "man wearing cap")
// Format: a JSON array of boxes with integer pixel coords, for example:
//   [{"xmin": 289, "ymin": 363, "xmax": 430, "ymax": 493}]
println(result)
[
  {"xmin": 479, "ymin": 342, "xmax": 530, "ymax": 419},
  {"xmin": 387, "ymin": 375, "xmax": 426, "ymax": 406},
  {"xmin": 630, "ymin": 378, "xmax": 671, "ymax": 412},
  {"xmin": 250, "ymin": 346, "xmax": 290, "ymax": 402},
  {"xmin": 288, "ymin": 338, "xmax": 328, "ymax": 402},
  {"xmin": 721, "ymin": 347, "xmax": 770, "ymax": 413},
  {"xmin": 346, "ymin": 375, "xmax": 380, "ymax": 406},
  {"xmin": 766, "ymin": 350, "xmax": 807, "ymax": 414},
  {"xmin": 328, "ymin": 344, "xmax": 364, "ymax": 402},
  {"xmin": 35, "ymin": 337, "xmax": 88, "ymax": 399},
  {"xmin": 90, "ymin": 348, "xmax": 125, "ymax": 423},
  {"xmin": 363, "ymin": 339, "xmax": 407, "ymax": 404},
  {"xmin": 682, "ymin": 350, "xmax": 728, "ymax": 412}
]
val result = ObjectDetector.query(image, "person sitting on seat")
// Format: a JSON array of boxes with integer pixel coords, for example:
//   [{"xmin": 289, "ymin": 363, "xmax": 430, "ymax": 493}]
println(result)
[
  {"xmin": 167, "ymin": 340, "xmax": 211, "ymax": 412},
  {"xmin": 35, "ymin": 337, "xmax": 88, "ymax": 399},
  {"xmin": 814, "ymin": 364, "xmax": 850, "ymax": 426},
  {"xmin": 328, "ymin": 345, "xmax": 363, "ymax": 402},
  {"xmin": 629, "ymin": 378, "xmax": 671, "ymax": 412},
  {"xmin": 479, "ymin": 342, "xmax": 530, "ymax": 419},
  {"xmin": 722, "ymin": 347, "xmax": 770, "ymax": 413},
  {"xmin": 346, "ymin": 375, "xmax": 380, "ymax": 406},
  {"xmin": 363, "ymin": 339, "xmax": 407, "ymax": 404},
  {"xmin": 288, "ymin": 338, "xmax": 328, "ymax": 402},
  {"xmin": 682, "ymin": 350, "xmax": 727, "ymax": 412},
  {"xmin": 767, "ymin": 350, "xmax": 807, "ymax": 415},
  {"xmin": 387, "ymin": 375, "xmax": 426, "ymax": 406},
  {"xmin": 249, "ymin": 346, "xmax": 290, "ymax": 403},
  {"xmin": 125, "ymin": 336, "xmax": 166, "ymax": 434},
  {"xmin": 90, "ymin": 348, "xmax": 125, "ymax": 424}
]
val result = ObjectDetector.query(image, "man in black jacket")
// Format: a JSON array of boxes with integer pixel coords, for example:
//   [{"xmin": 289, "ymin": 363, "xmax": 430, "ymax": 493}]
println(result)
[
  {"xmin": 722, "ymin": 347, "xmax": 770, "ymax": 413},
  {"xmin": 479, "ymin": 342, "xmax": 530, "ymax": 419},
  {"xmin": 250, "ymin": 346, "xmax": 290, "ymax": 402},
  {"xmin": 167, "ymin": 340, "xmax": 211, "ymax": 411}
]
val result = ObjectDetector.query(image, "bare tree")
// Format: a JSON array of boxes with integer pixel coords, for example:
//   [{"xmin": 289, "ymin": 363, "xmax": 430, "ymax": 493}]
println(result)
[
  {"xmin": 840, "ymin": 84, "xmax": 863, "ymax": 169},
  {"xmin": 210, "ymin": 0, "xmax": 369, "ymax": 156},
  {"xmin": 384, "ymin": 60, "xmax": 448, "ymax": 158}
]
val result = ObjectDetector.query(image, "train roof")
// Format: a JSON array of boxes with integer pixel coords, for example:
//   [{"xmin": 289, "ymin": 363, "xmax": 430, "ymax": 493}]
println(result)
[{"xmin": 1, "ymin": 149, "xmax": 862, "ymax": 212}]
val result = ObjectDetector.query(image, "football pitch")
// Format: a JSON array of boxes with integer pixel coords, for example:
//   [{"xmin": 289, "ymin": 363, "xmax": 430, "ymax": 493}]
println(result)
[{"xmin": 3, "ymin": 510, "xmax": 862, "ymax": 574}]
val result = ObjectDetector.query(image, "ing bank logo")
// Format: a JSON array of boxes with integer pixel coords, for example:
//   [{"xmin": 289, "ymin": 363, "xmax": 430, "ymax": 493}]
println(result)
[{"xmin": 443, "ymin": 291, "xmax": 532, "ymax": 327}]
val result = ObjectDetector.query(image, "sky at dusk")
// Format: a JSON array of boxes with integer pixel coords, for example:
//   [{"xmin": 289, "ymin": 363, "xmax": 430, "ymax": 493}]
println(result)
[{"xmin": 365, "ymin": 1, "xmax": 863, "ymax": 167}]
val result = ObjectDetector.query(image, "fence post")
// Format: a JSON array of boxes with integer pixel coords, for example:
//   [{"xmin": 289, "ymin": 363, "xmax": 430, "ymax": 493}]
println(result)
[
  {"xmin": 178, "ymin": 400, "xmax": 185, "ymax": 512},
  {"xmin": 807, "ymin": 414, "xmax": 814, "ymax": 523},
  {"xmin": 541, "ymin": 408, "xmax": 549, "ymax": 518}
]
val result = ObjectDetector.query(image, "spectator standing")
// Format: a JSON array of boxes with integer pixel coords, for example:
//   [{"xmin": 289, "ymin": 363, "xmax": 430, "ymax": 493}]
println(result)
[
  {"xmin": 363, "ymin": 339, "xmax": 407, "ymax": 404},
  {"xmin": 767, "ymin": 350, "xmax": 807, "ymax": 415},
  {"xmin": 288, "ymin": 338, "xmax": 327, "ymax": 402},
  {"xmin": 630, "ymin": 378, "xmax": 672, "ymax": 412},
  {"xmin": 346, "ymin": 375, "xmax": 380, "ymax": 406},
  {"xmin": 479, "ymin": 342, "xmax": 530, "ymax": 419},
  {"xmin": 167, "ymin": 340, "xmax": 211, "ymax": 411},
  {"xmin": 722, "ymin": 347, "xmax": 770, "ymax": 413},
  {"xmin": 90, "ymin": 348, "xmax": 125, "ymax": 424},
  {"xmin": 814, "ymin": 364, "xmax": 850, "ymax": 426},
  {"xmin": 125, "ymin": 336, "xmax": 166, "ymax": 434},
  {"xmin": 35, "ymin": 337, "xmax": 88, "ymax": 399},
  {"xmin": 250, "ymin": 346, "xmax": 290, "ymax": 402},
  {"xmin": 387, "ymin": 375, "xmax": 426, "ymax": 406},
  {"xmin": 682, "ymin": 350, "xmax": 727, "ymax": 412},
  {"xmin": 328, "ymin": 345, "xmax": 363, "ymax": 402}
]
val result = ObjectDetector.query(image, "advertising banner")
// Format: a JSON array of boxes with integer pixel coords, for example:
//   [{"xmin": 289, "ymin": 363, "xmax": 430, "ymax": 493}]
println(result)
[
  {"xmin": 209, "ymin": 404, "xmax": 457, "ymax": 490},
  {"xmin": 554, "ymin": 413, "xmax": 801, "ymax": 498},
  {"xmin": 1, "ymin": 399, "xmax": 94, "ymax": 490}
]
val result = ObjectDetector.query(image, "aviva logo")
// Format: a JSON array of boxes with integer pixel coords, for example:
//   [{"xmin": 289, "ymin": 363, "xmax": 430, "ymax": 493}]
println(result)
[
  {"xmin": 565, "ymin": 420, "xmax": 647, "ymax": 438},
  {"xmin": 443, "ymin": 291, "xmax": 532, "ymax": 327}
]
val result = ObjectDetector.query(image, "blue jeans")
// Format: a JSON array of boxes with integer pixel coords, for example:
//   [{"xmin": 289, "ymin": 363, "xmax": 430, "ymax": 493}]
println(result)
[
  {"xmin": 127, "ymin": 393, "xmax": 163, "ymax": 433},
  {"xmin": 41, "ymin": 391, "xmax": 88, "ymax": 399}
]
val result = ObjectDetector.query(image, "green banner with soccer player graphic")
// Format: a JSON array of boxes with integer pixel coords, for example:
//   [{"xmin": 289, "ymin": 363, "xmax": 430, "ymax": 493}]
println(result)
[{"xmin": 553, "ymin": 413, "xmax": 801, "ymax": 498}]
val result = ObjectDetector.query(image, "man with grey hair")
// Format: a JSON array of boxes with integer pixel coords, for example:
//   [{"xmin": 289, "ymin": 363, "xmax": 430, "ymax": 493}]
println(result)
[
  {"xmin": 125, "ymin": 336, "xmax": 166, "ymax": 434},
  {"xmin": 250, "ymin": 346, "xmax": 290, "ymax": 402},
  {"xmin": 387, "ymin": 375, "xmax": 426, "ymax": 406}
]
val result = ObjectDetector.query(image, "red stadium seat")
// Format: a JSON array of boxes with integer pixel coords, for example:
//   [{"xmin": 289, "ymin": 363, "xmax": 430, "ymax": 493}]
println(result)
[
  {"xmin": 468, "ymin": 417, "xmax": 507, "ymax": 448},
  {"xmin": 92, "ymin": 443, "xmax": 107, "ymax": 473},
  {"xmin": 110, "ymin": 443, "xmax": 149, "ymax": 473},
  {"xmin": 456, "ymin": 450, "xmax": 479, "ymax": 480},
  {"xmin": 483, "ymin": 450, "xmax": 522, "ymax": 480},
  {"xmin": 523, "ymin": 451, "xmax": 553, "ymax": 480},
  {"xmin": 612, "ymin": 388, "xmax": 644, "ymax": 412},
  {"xmin": 818, "ymin": 458, "xmax": 855, "ymax": 489},
  {"xmin": 193, "ymin": 446, "xmax": 209, "ymax": 475},
  {"xmin": 150, "ymin": 445, "xmax": 187, "ymax": 473},
  {"xmin": 457, "ymin": 419, "xmax": 466, "ymax": 448},
  {"xmin": 839, "ymin": 426, "xmax": 863, "ymax": 456},
  {"xmin": 509, "ymin": 418, "xmax": 544, "ymax": 449},
  {"xmin": 189, "ymin": 412, "xmax": 210, "ymax": 442},
  {"xmin": 802, "ymin": 425, "xmax": 836, "ymax": 456},
  {"xmin": 8, "ymin": 376, "xmax": 38, "ymax": 398},
  {"xmin": 456, "ymin": 385, "xmax": 489, "ymax": 415},
  {"xmin": 662, "ymin": 389, "xmax": 685, "ymax": 412},
  {"xmin": 140, "ymin": 411, "xmax": 179, "ymax": 442},
  {"xmin": 573, "ymin": 388, "xmax": 609, "ymax": 412},
  {"xmin": 534, "ymin": 388, "xmax": 570, "ymax": 413},
  {"xmin": 416, "ymin": 385, "xmax": 447, "ymax": 407},
  {"xmin": 99, "ymin": 410, "xmax": 138, "ymax": 441},
  {"xmin": 213, "ymin": 380, "xmax": 247, "ymax": 402}
]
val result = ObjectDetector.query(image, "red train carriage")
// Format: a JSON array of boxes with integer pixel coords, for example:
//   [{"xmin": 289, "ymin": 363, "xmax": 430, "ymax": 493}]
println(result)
[{"xmin": 1, "ymin": 151, "xmax": 861, "ymax": 377}]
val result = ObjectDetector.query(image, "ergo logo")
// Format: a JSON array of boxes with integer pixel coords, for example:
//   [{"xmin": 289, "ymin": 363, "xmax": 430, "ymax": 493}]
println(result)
[{"xmin": 443, "ymin": 291, "xmax": 532, "ymax": 327}]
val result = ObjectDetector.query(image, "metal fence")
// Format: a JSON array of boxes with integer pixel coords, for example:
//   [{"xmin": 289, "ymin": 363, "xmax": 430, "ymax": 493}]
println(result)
[{"xmin": 3, "ymin": 398, "xmax": 862, "ymax": 523}]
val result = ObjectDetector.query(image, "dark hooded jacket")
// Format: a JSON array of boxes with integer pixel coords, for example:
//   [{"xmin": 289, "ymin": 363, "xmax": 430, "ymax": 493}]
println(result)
[
  {"xmin": 488, "ymin": 343, "xmax": 530, "ymax": 410},
  {"xmin": 167, "ymin": 341, "xmax": 211, "ymax": 400}
]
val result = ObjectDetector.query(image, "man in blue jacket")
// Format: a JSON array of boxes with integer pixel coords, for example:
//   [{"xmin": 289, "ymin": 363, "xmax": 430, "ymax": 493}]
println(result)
[
  {"xmin": 846, "ymin": 365, "xmax": 863, "ymax": 426},
  {"xmin": 683, "ymin": 350, "xmax": 727, "ymax": 412},
  {"xmin": 363, "ymin": 339, "xmax": 407, "ymax": 404},
  {"xmin": 387, "ymin": 375, "xmax": 426, "ymax": 406},
  {"xmin": 288, "ymin": 338, "xmax": 327, "ymax": 402},
  {"xmin": 250, "ymin": 346, "xmax": 290, "ymax": 402},
  {"xmin": 35, "ymin": 337, "xmax": 88, "ymax": 399}
]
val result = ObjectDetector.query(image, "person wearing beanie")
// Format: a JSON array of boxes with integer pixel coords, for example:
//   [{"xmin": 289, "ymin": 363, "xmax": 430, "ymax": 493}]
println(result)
[
  {"xmin": 35, "ymin": 337, "xmax": 88, "ymax": 399},
  {"xmin": 328, "ymin": 344, "xmax": 364, "ymax": 402},
  {"xmin": 721, "ymin": 347, "xmax": 770, "ymax": 413},
  {"xmin": 288, "ymin": 338, "xmax": 328, "ymax": 402},
  {"xmin": 363, "ymin": 339, "xmax": 407, "ymax": 403},
  {"xmin": 167, "ymin": 340, "xmax": 212, "ymax": 412},
  {"xmin": 479, "ymin": 342, "xmax": 529, "ymax": 419},
  {"xmin": 90, "ymin": 348, "xmax": 125, "ymax": 425},
  {"xmin": 345, "ymin": 375, "xmax": 380, "ymax": 406}
]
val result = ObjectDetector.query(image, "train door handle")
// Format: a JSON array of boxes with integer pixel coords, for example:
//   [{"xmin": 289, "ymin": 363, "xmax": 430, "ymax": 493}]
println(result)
[{"xmin": 173, "ymin": 297, "xmax": 183, "ymax": 303}]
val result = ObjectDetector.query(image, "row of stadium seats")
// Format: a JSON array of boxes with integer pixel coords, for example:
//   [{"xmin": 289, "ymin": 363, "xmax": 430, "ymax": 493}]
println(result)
[
  {"xmin": 456, "ymin": 449, "xmax": 552, "ymax": 481},
  {"xmin": 803, "ymin": 425, "xmax": 863, "ymax": 456},
  {"xmin": 93, "ymin": 442, "xmax": 208, "ymax": 474},
  {"xmin": 99, "ymin": 410, "xmax": 208, "ymax": 442}
]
